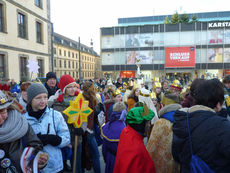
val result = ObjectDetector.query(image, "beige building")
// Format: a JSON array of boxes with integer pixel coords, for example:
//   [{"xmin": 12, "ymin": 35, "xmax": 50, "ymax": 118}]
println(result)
[
  {"xmin": 0, "ymin": 0, "xmax": 51, "ymax": 82},
  {"xmin": 54, "ymin": 33, "xmax": 101, "ymax": 80}
]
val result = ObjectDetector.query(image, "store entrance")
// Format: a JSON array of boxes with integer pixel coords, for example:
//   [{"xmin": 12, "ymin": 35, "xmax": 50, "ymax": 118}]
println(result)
[{"xmin": 166, "ymin": 72, "xmax": 191, "ymax": 86}]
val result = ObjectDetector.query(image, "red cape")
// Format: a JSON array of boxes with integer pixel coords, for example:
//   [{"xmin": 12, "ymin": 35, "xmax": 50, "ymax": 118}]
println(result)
[{"xmin": 113, "ymin": 125, "xmax": 156, "ymax": 173}]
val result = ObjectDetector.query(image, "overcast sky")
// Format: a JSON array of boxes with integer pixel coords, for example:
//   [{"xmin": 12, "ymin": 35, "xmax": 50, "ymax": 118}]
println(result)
[{"xmin": 50, "ymin": 0, "xmax": 229, "ymax": 53}]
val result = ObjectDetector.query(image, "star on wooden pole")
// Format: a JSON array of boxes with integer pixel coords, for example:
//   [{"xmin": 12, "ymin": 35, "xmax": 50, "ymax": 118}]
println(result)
[{"xmin": 63, "ymin": 93, "xmax": 92, "ymax": 128}]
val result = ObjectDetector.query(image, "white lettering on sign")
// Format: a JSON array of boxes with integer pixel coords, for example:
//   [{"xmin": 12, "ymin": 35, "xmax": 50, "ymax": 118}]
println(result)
[
  {"xmin": 208, "ymin": 22, "xmax": 230, "ymax": 28},
  {"xmin": 170, "ymin": 52, "xmax": 190, "ymax": 61}
]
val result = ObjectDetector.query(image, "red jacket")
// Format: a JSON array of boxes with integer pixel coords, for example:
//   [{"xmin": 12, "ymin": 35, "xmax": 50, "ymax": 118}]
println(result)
[{"xmin": 113, "ymin": 125, "xmax": 156, "ymax": 173}]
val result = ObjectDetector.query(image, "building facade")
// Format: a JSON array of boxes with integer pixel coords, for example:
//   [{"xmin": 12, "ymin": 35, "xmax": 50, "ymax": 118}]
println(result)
[
  {"xmin": 54, "ymin": 33, "xmax": 100, "ymax": 80},
  {"xmin": 100, "ymin": 11, "xmax": 230, "ymax": 82},
  {"xmin": 0, "ymin": 0, "xmax": 51, "ymax": 82}
]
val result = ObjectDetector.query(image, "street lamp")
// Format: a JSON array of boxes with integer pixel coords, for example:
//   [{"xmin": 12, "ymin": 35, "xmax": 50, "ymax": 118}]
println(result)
[{"xmin": 78, "ymin": 37, "xmax": 81, "ymax": 81}]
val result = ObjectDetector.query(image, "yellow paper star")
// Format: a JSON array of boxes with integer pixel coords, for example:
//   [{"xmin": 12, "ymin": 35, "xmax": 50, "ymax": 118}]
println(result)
[{"xmin": 63, "ymin": 93, "xmax": 93, "ymax": 128}]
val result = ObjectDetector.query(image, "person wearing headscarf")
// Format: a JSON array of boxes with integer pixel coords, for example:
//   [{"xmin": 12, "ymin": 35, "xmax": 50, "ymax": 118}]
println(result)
[{"xmin": 113, "ymin": 102, "xmax": 156, "ymax": 173}]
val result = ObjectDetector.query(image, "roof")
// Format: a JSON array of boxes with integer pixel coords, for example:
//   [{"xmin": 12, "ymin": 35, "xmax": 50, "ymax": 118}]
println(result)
[
  {"xmin": 53, "ymin": 33, "xmax": 99, "ymax": 57},
  {"xmin": 118, "ymin": 11, "xmax": 230, "ymax": 26}
]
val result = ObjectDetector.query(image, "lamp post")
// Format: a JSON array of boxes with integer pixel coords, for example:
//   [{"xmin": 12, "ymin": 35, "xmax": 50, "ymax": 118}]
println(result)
[
  {"xmin": 51, "ymin": 23, "xmax": 54, "ymax": 72},
  {"xmin": 78, "ymin": 37, "xmax": 81, "ymax": 81}
]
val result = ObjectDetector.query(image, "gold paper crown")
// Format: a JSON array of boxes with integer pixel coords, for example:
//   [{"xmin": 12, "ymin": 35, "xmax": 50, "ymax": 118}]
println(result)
[
  {"xmin": 123, "ymin": 82, "xmax": 127, "ymax": 86},
  {"xmin": 153, "ymin": 77, "xmax": 160, "ymax": 83},
  {"xmin": 150, "ymin": 92, "xmax": 156, "ymax": 99},
  {"xmin": 112, "ymin": 89, "xmax": 121, "ymax": 97},
  {"xmin": 170, "ymin": 79, "xmax": 183, "ymax": 90},
  {"xmin": 153, "ymin": 82, "xmax": 161, "ymax": 89}
]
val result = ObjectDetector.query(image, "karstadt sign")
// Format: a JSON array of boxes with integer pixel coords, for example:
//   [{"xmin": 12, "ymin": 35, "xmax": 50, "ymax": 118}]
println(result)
[{"xmin": 208, "ymin": 22, "xmax": 230, "ymax": 28}]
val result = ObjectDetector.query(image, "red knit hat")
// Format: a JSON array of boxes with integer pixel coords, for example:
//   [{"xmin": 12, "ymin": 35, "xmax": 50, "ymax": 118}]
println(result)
[{"xmin": 58, "ymin": 75, "xmax": 76, "ymax": 94}]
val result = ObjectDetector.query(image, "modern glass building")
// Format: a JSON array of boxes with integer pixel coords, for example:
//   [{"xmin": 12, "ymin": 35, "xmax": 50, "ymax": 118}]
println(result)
[{"xmin": 100, "ymin": 11, "xmax": 230, "ymax": 81}]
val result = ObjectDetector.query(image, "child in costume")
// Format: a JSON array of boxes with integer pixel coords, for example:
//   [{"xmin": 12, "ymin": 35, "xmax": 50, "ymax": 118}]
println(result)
[
  {"xmin": 113, "ymin": 102, "xmax": 156, "ymax": 173},
  {"xmin": 101, "ymin": 102, "xmax": 127, "ymax": 173}
]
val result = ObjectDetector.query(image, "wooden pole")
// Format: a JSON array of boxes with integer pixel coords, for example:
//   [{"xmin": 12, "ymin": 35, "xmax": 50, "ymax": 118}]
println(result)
[{"xmin": 73, "ymin": 136, "xmax": 78, "ymax": 173}]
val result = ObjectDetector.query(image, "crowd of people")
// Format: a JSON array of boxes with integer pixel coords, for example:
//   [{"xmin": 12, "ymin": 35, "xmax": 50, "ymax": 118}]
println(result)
[{"xmin": 1, "ymin": 72, "xmax": 230, "ymax": 173}]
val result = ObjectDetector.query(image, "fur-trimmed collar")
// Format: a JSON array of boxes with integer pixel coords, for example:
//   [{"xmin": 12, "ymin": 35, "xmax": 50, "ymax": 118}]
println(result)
[
  {"xmin": 179, "ymin": 105, "xmax": 215, "ymax": 113},
  {"xmin": 159, "ymin": 104, "xmax": 182, "ymax": 117}
]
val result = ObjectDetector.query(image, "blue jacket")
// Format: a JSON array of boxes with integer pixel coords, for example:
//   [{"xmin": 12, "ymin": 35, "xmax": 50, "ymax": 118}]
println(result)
[{"xmin": 23, "ymin": 107, "xmax": 70, "ymax": 173}]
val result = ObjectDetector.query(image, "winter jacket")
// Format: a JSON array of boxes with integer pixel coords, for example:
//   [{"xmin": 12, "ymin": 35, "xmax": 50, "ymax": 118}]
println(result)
[
  {"xmin": 172, "ymin": 105, "xmax": 230, "ymax": 173},
  {"xmin": 0, "ymin": 125, "xmax": 42, "ymax": 173},
  {"xmin": 23, "ymin": 107, "xmax": 70, "ymax": 173},
  {"xmin": 51, "ymin": 99, "xmax": 83, "ymax": 145}
]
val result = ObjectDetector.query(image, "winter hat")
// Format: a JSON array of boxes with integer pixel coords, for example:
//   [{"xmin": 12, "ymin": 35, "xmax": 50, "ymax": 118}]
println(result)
[
  {"xmin": 126, "ymin": 103, "xmax": 155, "ymax": 124},
  {"xmin": 113, "ymin": 102, "xmax": 126, "ymax": 112},
  {"xmin": 0, "ymin": 90, "xmax": 14, "ymax": 109},
  {"xmin": 58, "ymin": 75, "xmax": 76, "ymax": 94},
  {"xmin": 27, "ymin": 83, "xmax": 48, "ymax": 104},
  {"xmin": 46, "ymin": 72, "xmax": 57, "ymax": 82}
]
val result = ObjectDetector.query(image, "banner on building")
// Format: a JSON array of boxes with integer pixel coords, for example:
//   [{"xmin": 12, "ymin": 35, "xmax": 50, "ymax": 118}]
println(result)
[
  {"xmin": 165, "ymin": 47, "xmax": 195, "ymax": 68},
  {"xmin": 120, "ymin": 71, "xmax": 136, "ymax": 78}
]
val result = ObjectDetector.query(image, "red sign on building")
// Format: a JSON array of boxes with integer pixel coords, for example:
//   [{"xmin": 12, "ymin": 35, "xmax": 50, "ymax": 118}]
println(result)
[
  {"xmin": 165, "ymin": 47, "xmax": 195, "ymax": 68},
  {"xmin": 120, "ymin": 71, "xmax": 136, "ymax": 78}
]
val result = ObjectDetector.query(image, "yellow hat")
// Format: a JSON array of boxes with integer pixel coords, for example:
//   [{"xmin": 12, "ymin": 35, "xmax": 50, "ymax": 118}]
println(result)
[
  {"xmin": 112, "ymin": 89, "xmax": 121, "ymax": 97},
  {"xmin": 153, "ymin": 82, "xmax": 161, "ymax": 89},
  {"xmin": 123, "ymin": 82, "xmax": 127, "ymax": 86},
  {"xmin": 150, "ymin": 92, "xmax": 156, "ymax": 99},
  {"xmin": 153, "ymin": 77, "xmax": 160, "ymax": 83},
  {"xmin": 170, "ymin": 79, "xmax": 183, "ymax": 91}
]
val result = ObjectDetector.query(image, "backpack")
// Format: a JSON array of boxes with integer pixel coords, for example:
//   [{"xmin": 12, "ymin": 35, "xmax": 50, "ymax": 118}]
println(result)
[{"xmin": 186, "ymin": 110, "xmax": 215, "ymax": 173}]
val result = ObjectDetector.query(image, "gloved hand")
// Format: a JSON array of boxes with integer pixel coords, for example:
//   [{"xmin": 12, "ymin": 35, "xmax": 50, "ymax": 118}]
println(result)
[
  {"xmin": 73, "ymin": 128, "xmax": 84, "ymax": 136},
  {"xmin": 37, "ymin": 133, "xmax": 62, "ymax": 146}
]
